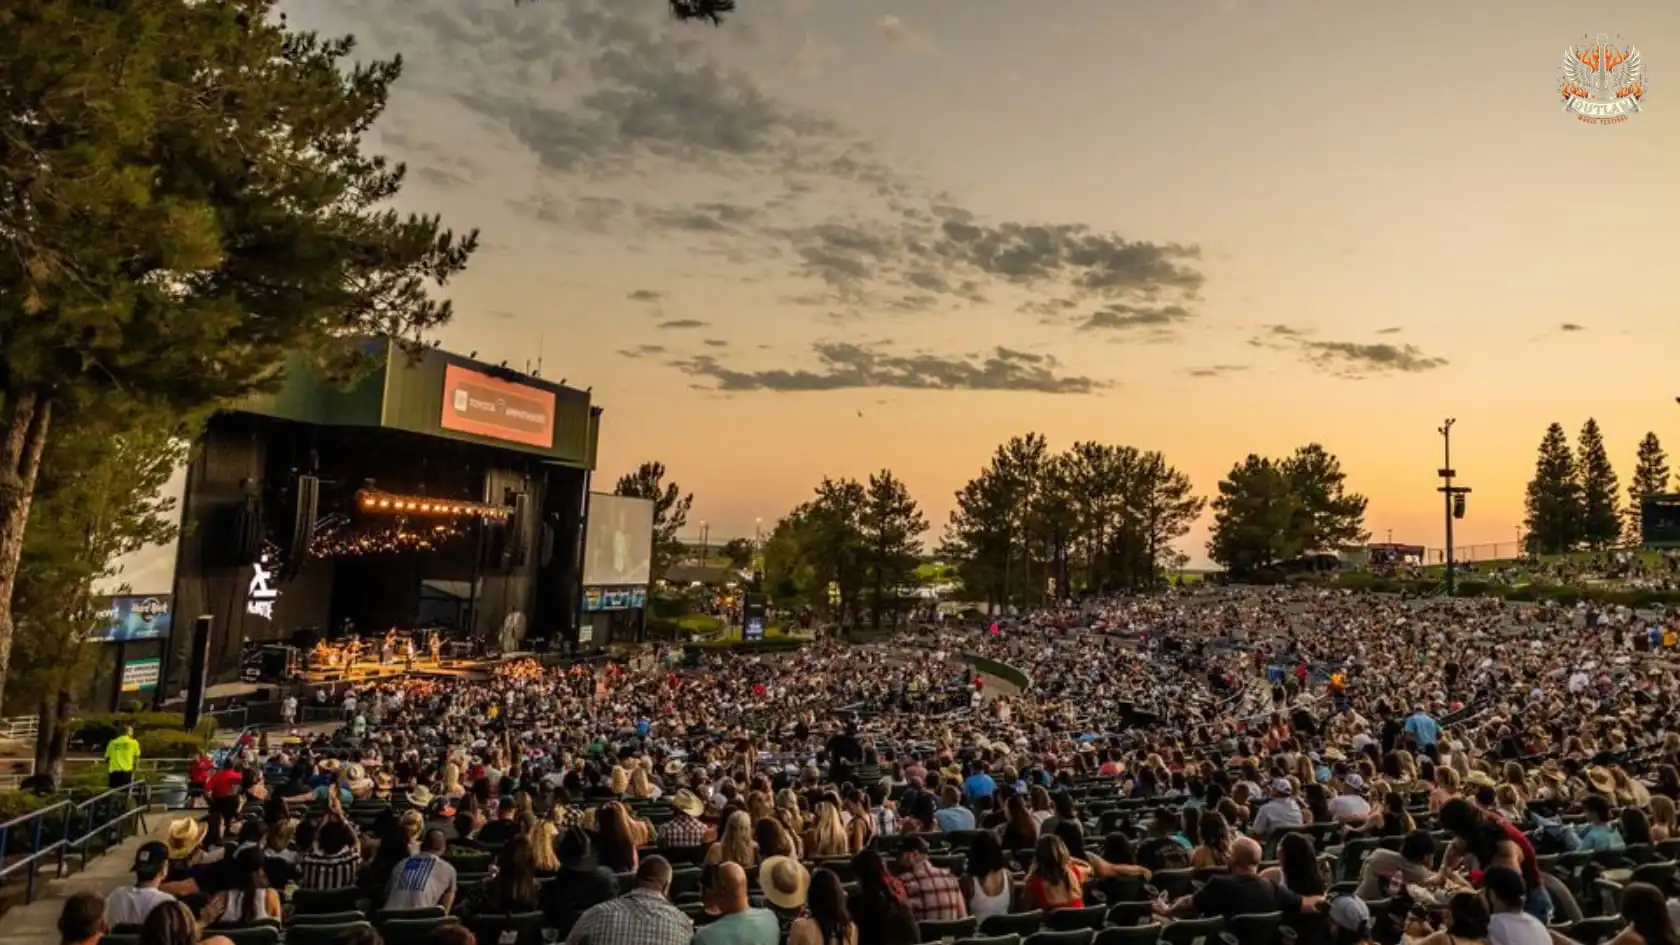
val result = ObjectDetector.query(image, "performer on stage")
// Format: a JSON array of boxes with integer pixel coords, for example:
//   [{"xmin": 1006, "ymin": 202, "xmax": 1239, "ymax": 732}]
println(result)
[
  {"xmin": 428, "ymin": 633, "xmax": 441, "ymax": 665},
  {"xmin": 404, "ymin": 636, "xmax": 416, "ymax": 671}
]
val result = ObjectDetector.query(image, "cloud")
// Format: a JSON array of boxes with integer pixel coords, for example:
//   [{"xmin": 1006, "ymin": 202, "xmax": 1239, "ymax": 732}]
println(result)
[
  {"xmin": 1186, "ymin": 364, "xmax": 1248, "ymax": 378},
  {"xmin": 673, "ymin": 342, "xmax": 1103, "ymax": 393},
  {"xmin": 1560, "ymin": 322, "xmax": 1585, "ymax": 332},
  {"xmin": 626, "ymin": 289, "xmax": 665, "ymax": 302},
  {"xmin": 702, "ymin": 338, "xmax": 730, "ymax": 348},
  {"xmin": 1297, "ymin": 341, "xmax": 1448, "ymax": 377},
  {"xmin": 1261, "ymin": 323, "xmax": 1307, "ymax": 337},
  {"xmin": 326, "ymin": 0, "xmax": 1207, "ymax": 322},
  {"xmin": 617, "ymin": 344, "xmax": 668, "ymax": 358},
  {"xmin": 877, "ymin": 14, "xmax": 936, "ymax": 54},
  {"xmin": 656, "ymin": 319, "xmax": 709, "ymax": 330},
  {"xmin": 1376, "ymin": 326, "xmax": 1402, "ymax": 335},
  {"xmin": 1077, "ymin": 303, "xmax": 1193, "ymax": 331}
]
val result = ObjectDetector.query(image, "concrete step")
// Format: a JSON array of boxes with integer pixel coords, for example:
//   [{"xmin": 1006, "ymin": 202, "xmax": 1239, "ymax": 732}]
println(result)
[{"xmin": 0, "ymin": 807, "xmax": 176, "ymax": 945}]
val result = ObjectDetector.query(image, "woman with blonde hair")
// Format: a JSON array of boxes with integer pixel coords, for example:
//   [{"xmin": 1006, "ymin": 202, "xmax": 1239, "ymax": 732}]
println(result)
[
  {"xmin": 608, "ymin": 766, "xmax": 631, "ymax": 796},
  {"xmin": 1611, "ymin": 767, "xmax": 1650, "ymax": 808},
  {"xmin": 529, "ymin": 820, "xmax": 560, "ymax": 875},
  {"xmin": 1430, "ymin": 766, "xmax": 1461, "ymax": 812},
  {"xmin": 808, "ymin": 802, "xmax": 850, "ymax": 858},
  {"xmin": 843, "ymin": 791, "xmax": 876, "ymax": 853},
  {"xmin": 442, "ymin": 760, "xmax": 464, "ymax": 798},
  {"xmin": 705, "ymin": 810, "xmax": 759, "ymax": 868},
  {"xmin": 627, "ymin": 766, "xmax": 659, "ymax": 800},
  {"xmin": 1650, "ymin": 795, "xmax": 1677, "ymax": 843}
]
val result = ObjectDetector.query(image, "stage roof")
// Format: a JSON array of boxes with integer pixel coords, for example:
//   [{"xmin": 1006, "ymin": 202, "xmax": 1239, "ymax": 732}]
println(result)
[{"xmin": 231, "ymin": 338, "xmax": 600, "ymax": 469}]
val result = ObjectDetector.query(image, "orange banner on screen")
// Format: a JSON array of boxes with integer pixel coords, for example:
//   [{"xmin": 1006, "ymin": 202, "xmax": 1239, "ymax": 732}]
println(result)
[{"xmin": 440, "ymin": 364, "xmax": 556, "ymax": 448}]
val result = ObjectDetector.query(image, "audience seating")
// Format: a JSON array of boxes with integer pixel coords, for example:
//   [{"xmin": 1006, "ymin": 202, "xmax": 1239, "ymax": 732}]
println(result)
[
  {"xmin": 921, "ymin": 917, "xmax": 981, "ymax": 940},
  {"xmin": 284, "ymin": 920, "xmax": 376, "ymax": 945},
  {"xmin": 1046, "ymin": 906, "xmax": 1108, "ymax": 932},
  {"xmin": 1094, "ymin": 924, "xmax": 1163, "ymax": 945},
  {"xmin": 466, "ymin": 911, "xmax": 547, "ymax": 945}
]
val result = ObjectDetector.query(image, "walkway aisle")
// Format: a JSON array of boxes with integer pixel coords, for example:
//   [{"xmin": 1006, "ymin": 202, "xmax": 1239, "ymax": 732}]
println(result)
[{"xmin": 0, "ymin": 811, "xmax": 174, "ymax": 945}]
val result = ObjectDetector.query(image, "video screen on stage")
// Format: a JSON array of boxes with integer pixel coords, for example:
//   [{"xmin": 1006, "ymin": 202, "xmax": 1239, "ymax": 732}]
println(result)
[
  {"xmin": 439, "ymin": 363, "xmax": 557, "ymax": 449},
  {"xmin": 583, "ymin": 494, "xmax": 654, "ymax": 587},
  {"xmin": 93, "ymin": 458, "xmax": 188, "ymax": 601}
]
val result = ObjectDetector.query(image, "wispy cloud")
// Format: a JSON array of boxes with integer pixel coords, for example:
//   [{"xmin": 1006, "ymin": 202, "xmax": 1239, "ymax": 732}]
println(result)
[
  {"xmin": 673, "ymin": 343, "xmax": 1104, "ymax": 394},
  {"xmin": 877, "ymin": 14, "xmax": 937, "ymax": 54},
  {"xmin": 656, "ymin": 319, "xmax": 708, "ymax": 330},
  {"xmin": 1186, "ymin": 364, "xmax": 1248, "ymax": 378},
  {"xmin": 1297, "ymin": 341, "xmax": 1448, "ymax": 377}
]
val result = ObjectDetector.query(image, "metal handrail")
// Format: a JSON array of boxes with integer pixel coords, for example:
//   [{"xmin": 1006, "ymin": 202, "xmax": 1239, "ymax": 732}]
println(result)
[{"xmin": 0, "ymin": 780, "xmax": 149, "ymax": 904}]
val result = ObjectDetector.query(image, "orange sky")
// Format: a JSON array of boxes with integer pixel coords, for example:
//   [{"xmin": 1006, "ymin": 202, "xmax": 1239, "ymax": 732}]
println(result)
[{"xmin": 280, "ymin": 0, "xmax": 1680, "ymax": 567}]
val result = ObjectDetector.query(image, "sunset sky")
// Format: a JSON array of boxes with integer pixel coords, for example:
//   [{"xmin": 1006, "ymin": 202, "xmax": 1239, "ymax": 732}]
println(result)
[{"xmin": 284, "ymin": 0, "xmax": 1680, "ymax": 566}]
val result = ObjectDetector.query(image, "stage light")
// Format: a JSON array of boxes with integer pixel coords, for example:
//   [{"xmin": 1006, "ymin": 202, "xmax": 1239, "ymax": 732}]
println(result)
[{"xmin": 354, "ymin": 489, "xmax": 514, "ymax": 521}]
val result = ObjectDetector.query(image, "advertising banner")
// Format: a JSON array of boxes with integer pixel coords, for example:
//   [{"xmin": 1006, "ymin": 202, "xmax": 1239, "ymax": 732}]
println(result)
[
  {"xmin": 439, "ymin": 364, "xmax": 556, "ymax": 448},
  {"xmin": 92, "ymin": 596, "xmax": 174, "ymax": 643}
]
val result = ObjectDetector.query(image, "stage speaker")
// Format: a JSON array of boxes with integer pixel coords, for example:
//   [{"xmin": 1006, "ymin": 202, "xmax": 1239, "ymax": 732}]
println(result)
[
  {"xmin": 216, "ymin": 492, "xmax": 264, "ymax": 570},
  {"xmin": 500, "ymin": 492, "xmax": 531, "ymax": 569},
  {"xmin": 280, "ymin": 474, "xmax": 320, "ymax": 581},
  {"xmin": 538, "ymin": 514, "xmax": 557, "ymax": 568},
  {"xmin": 183, "ymin": 615, "xmax": 213, "ymax": 732}
]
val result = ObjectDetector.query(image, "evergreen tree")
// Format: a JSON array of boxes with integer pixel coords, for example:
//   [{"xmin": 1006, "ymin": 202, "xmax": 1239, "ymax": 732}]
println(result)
[
  {"xmin": 1280, "ymin": 444, "xmax": 1371, "ymax": 551},
  {"xmin": 1524, "ymin": 423, "xmax": 1583, "ymax": 554},
  {"xmin": 1208, "ymin": 455, "xmax": 1301, "ymax": 576},
  {"xmin": 613, "ymin": 461, "xmax": 694, "ymax": 580},
  {"xmin": 1575, "ymin": 419, "xmax": 1621, "ymax": 548},
  {"xmin": 0, "ymin": 1, "xmax": 478, "ymax": 710},
  {"xmin": 1626, "ymin": 432, "xmax": 1672, "ymax": 543},
  {"xmin": 858, "ymin": 471, "xmax": 927, "ymax": 632}
]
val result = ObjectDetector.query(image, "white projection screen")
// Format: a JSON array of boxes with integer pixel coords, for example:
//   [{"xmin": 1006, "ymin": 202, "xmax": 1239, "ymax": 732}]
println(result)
[
  {"xmin": 93, "ymin": 459, "xmax": 190, "ymax": 597},
  {"xmin": 583, "ymin": 494, "xmax": 655, "ymax": 586}
]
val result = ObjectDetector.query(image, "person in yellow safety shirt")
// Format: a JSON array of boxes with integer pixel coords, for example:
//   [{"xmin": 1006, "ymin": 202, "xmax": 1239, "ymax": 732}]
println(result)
[{"xmin": 106, "ymin": 725, "xmax": 141, "ymax": 789}]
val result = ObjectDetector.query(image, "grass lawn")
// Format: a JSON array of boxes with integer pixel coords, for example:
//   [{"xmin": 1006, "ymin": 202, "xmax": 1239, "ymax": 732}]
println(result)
[{"xmin": 1418, "ymin": 547, "xmax": 1661, "ymax": 581}]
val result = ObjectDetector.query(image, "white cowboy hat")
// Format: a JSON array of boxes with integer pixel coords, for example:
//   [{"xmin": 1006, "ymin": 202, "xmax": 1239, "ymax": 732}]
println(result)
[
  {"xmin": 670, "ymin": 789, "xmax": 704, "ymax": 817},
  {"xmin": 165, "ymin": 818, "xmax": 206, "ymax": 859},
  {"xmin": 759, "ymin": 856, "xmax": 810, "ymax": 910}
]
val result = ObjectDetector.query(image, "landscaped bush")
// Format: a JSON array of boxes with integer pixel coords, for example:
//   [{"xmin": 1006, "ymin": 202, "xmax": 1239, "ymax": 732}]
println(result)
[
  {"xmin": 136, "ymin": 729, "xmax": 209, "ymax": 758},
  {"xmin": 69, "ymin": 712, "xmax": 215, "ymax": 751}
]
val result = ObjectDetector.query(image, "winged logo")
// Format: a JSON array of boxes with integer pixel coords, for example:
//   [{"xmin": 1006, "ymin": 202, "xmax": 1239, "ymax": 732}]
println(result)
[{"xmin": 1559, "ymin": 34, "xmax": 1646, "ymax": 123}]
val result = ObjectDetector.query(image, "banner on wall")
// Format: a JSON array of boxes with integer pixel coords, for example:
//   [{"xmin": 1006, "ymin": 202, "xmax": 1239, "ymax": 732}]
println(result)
[
  {"xmin": 91, "ymin": 596, "xmax": 174, "ymax": 643},
  {"xmin": 121, "ymin": 657, "xmax": 162, "ymax": 693}
]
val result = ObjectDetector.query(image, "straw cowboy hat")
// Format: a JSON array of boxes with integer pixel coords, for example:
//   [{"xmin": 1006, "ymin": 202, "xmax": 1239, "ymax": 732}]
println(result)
[
  {"xmin": 670, "ymin": 789, "xmax": 704, "ymax": 817},
  {"xmin": 1465, "ymin": 770, "xmax": 1497, "ymax": 789},
  {"xmin": 1587, "ymin": 767, "xmax": 1617, "ymax": 794},
  {"xmin": 407, "ymin": 785, "xmax": 435, "ymax": 807},
  {"xmin": 759, "ymin": 856, "xmax": 811, "ymax": 910},
  {"xmin": 165, "ymin": 818, "xmax": 206, "ymax": 859},
  {"xmin": 375, "ymin": 771, "xmax": 395, "ymax": 790},
  {"xmin": 665, "ymin": 758, "xmax": 686, "ymax": 776},
  {"xmin": 319, "ymin": 758, "xmax": 341, "ymax": 773}
]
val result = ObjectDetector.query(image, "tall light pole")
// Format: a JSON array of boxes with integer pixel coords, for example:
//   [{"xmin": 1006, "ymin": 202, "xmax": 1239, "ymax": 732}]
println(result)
[
  {"xmin": 699, "ymin": 521, "xmax": 710, "ymax": 564},
  {"xmin": 754, "ymin": 517, "xmax": 763, "ymax": 546},
  {"xmin": 1437, "ymin": 419, "xmax": 1472, "ymax": 594}
]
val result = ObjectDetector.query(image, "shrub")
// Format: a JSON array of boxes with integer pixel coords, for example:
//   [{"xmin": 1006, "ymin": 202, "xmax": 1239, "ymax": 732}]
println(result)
[
  {"xmin": 68, "ymin": 711, "xmax": 214, "ymax": 752},
  {"xmin": 136, "ymin": 729, "xmax": 207, "ymax": 758}
]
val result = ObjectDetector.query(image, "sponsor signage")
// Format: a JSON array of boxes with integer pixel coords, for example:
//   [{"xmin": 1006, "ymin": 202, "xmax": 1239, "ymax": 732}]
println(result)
[
  {"xmin": 583, "ymin": 586, "xmax": 648, "ymax": 612},
  {"xmin": 93, "ymin": 595, "xmax": 173, "ymax": 643},
  {"xmin": 440, "ymin": 364, "xmax": 556, "ymax": 449},
  {"xmin": 121, "ymin": 657, "xmax": 162, "ymax": 693}
]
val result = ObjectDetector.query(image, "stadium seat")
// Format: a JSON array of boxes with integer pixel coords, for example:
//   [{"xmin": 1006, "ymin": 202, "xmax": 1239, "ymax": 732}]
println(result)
[
  {"xmin": 209, "ymin": 924, "xmax": 281, "ymax": 945},
  {"xmin": 291, "ymin": 887, "xmax": 366, "ymax": 916},
  {"xmin": 1225, "ymin": 911, "xmax": 1282, "ymax": 945},
  {"xmin": 1094, "ymin": 925, "xmax": 1163, "ymax": 945},
  {"xmin": 467, "ymin": 911, "xmax": 547, "ymax": 945},
  {"xmin": 921, "ymin": 918, "xmax": 981, "ymax": 940},
  {"xmin": 1047, "ymin": 907, "xmax": 1108, "ymax": 931},
  {"xmin": 379, "ymin": 916, "xmax": 459, "ymax": 940},
  {"xmin": 284, "ymin": 921, "xmax": 376, "ymax": 945},
  {"xmin": 982, "ymin": 912, "xmax": 1048, "ymax": 936},
  {"xmin": 1159, "ymin": 916, "xmax": 1224, "ymax": 945},
  {"xmin": 1025, "ymin": 930, "xmax": 1095, "ymax": 945}
]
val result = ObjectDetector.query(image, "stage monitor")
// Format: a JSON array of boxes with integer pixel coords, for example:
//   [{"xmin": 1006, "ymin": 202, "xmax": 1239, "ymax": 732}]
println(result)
[
  {"xmin": 439, "ymin": 363, "xmax": 557, "ymax": 449},
  {"xmin": 1642, "ymin": 494, "xmax": 1680, "ymax": 548},
  {"xmin": 583, "ymin": 493, "xmax": 654, "ymax": 586}
]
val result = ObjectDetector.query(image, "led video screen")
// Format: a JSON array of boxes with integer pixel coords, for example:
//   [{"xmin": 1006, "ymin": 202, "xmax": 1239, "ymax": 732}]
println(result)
[{"xmin": 583, "ymin": 494, "xmax": 655, "ymax": 587}]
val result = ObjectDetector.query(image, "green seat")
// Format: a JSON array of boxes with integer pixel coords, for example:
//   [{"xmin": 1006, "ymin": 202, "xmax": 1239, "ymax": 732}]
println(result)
[
  {"xmin": 1094, "ymin": 925, "xmax": 1163, "ymax": 945},
  {"xmin": 922, "ymin": 918, "xmax": 980, "ymax": 940},
  {"xmin": 466, "ymin": 911, "xmax": 546, "ymax": 945},
  {"xmin": 291, "ymin": 887, "xmax": 366, "ymax": 916},
  {"xmin": 1226, "ymin": 911, "xmax": 1282, "ymax": 945},
  {"xmin": 1106, "ymin": 903, "xmax": 1156, "ymax": 928},
  {"xmin": 379, "ymin": 916, "xmax": 459, "ymax": 939},
  {"xmin": 285, "ymin": 921, "xmax": 376, "ymax": 945},
  {"xmin": 288, "ymin": 911, "xmax": 367, "ymax": 926},
  {"xmin": 209, "ymin": 925, "xmax": 281, "ymax": 945},
  {"xmin": 1046, "ymin": 907, "xmax": 1108, "ymax": 932},
  {"xmin": 981, "ymin": 913, "xmax": 1045, "ymax": 937},
  {"xmin": 1025, "ymin": 931, "xmax": 1094, "ymax": 945},
  {"xmin": 1159, "ymin": 916, "xmax": 1224, "ymax": 945}
]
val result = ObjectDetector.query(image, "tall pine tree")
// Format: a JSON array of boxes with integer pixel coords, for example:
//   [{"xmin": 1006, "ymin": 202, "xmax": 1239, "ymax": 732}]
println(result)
[
  {"xmin": 1524, "ymin": 423, "xmax": 1583, "ymax": 555},
  {"xmin": 1576, "ymin": 419, "xmax": 1621, "ymax": 548},
  {"xmin": 1626, "ymin": 432, "xmax": 1672, "ymax": 544}
]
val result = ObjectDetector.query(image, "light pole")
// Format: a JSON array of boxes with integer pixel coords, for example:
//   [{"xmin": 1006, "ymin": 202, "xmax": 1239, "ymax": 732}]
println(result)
[
  {"xmin": 754, "ymin": 517, "xmax": 763, "ymax": 546},
  {"xmin": 699, "ymin": 521, "xmax": 710, "ymax": 564},
  {"xmin": 1436, "ymin": 419, "xmax": 1473, "ymax": 595}
]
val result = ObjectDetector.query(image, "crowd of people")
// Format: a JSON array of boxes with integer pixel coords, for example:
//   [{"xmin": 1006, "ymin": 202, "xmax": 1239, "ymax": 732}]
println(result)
[{"xmin": 64, "ymin": 584, "xmax": 1680, "ymax": 945}]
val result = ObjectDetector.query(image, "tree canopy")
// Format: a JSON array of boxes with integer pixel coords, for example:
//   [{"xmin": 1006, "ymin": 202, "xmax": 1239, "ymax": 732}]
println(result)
[
  {"xmin": 1207, "ymin": 444, "xmax": 1367, "ymax": 577},
  {"xmin": 1628, "ymin": 432, "xmax": 1672, "ymax": 543},
  {"xmin": 613, "ymin": 461, "xmax": 693, "ymax": 579},
  {"xmin": 0, "ymin": 0, "xmax": 478, "ymax": 709},
  {"xmin": 1524, "ymin": 422, "xmax": 1583, "ymax": 555}
]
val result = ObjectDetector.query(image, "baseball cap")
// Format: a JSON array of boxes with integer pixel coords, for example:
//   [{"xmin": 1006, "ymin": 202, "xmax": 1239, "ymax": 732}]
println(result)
[
  {"xmin": 1345, "ymin": 774, "xmax": 1366, "ymax": 792},
  {"xmin": 1329, "ymin": 896, "xmax": 1370, "ymax": 932},
  {"xmin": 1270, "ymin": 778, "xmax": 1293, "ymax": 796},
  {"xmin": 134, "ymin": 841, "xmax": 167, "ymax": 879}
]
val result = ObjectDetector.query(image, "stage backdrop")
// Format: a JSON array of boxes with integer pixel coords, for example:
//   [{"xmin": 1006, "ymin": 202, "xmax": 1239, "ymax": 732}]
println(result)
[{"xmin": 582, "ymin": 494, "xmax": 654, "ymax": 587}]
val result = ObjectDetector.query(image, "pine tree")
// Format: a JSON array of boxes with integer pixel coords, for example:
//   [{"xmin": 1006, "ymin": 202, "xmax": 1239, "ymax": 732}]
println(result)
[
  {"xmin": 1524, "ymin": 423, "xmax": 1583, "ymax": 555},
  {"xmin": 1626, "ymin": 432, "xmax": 1672, "ymax": 544},
  {"xmin": 1575, "ymin": 419, "xmax": 1621, "ymax": 548}
]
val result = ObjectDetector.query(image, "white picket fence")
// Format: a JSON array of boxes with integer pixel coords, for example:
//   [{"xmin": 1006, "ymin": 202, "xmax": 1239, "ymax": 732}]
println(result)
[{"xmin": 1, "ymin": 715, "xmax": 39, "ymax": 742}]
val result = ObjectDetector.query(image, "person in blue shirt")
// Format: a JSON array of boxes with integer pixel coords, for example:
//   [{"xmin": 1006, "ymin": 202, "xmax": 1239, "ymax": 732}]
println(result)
[
  {"xmin": 933, "ymin": 784, "xmax": 976, "ymax": 832},
  {"xmin": 963, "ymin": 763, "xmax": 997, "ymax": 801},
  {"xmin": 1402, "ymin": 704, "xmax": 1440, "ymax": 751},
  {"xmin": 1574, "ymin": 795, "xmax": 1625, "ymax": 853}
]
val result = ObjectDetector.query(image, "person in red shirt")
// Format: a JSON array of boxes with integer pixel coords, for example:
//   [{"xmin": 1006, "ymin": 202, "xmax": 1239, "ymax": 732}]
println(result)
[
  {"xmin": 186, "ymin": 752, "xmax": 214, "ymax": 807},
  {"xmin": 206, "ymin": 764, "xmax": 244, "ymax": 819}
]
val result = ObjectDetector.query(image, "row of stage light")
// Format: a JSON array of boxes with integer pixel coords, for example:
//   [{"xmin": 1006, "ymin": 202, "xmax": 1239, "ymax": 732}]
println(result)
[{"xmin": 355, "ymin": 489, "xmax": 512, "ymax": 520}]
